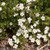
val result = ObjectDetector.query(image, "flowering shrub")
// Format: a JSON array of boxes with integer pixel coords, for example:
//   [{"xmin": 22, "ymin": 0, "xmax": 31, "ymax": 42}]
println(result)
[{"xmin": 0, "ymin": 0, "xmax": 50, "ymax": 50}]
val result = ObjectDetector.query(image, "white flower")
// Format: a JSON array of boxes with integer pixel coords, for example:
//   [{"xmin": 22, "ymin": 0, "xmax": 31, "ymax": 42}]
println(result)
[
  {"xmin": 0, "ymin": 7, "xmax": 2, "ymax": 11},
  {"xmin": 13, "ymin": 44, "xmax": 18, "ymax": 49},
  {"xmin": 16, "ymin": 4, "xmax": 19, "ymax": 11},
  {"xmin": 18, "ymin": 18, "xmax": 26, "ymax": 23},
  {"xmin": 16, "ymin": 32, "xmax": 21, "ymax": 36},
  {"xmin": 31, "ymin": 38, "xmax": 35, "ymax": 43},
  {"xmin": 18, "ymin": 22, "xmax": 23, "ymax": 26},
  {"xmin": 48, "ymin": 33, "xmax": 50, "ymax": 37},
  {"xmin": 15, "ymin": 39, "xmax": 20, "ymax": 44},
  {"xmin": 0, "ymin": 28, "xmax": 2, "ymax": 33},
  {"xmin": 24, "ymin": 33, "xmax": 28, "ymax": 38},
  {"xmin": 42, "ymin": 35, "xmax": 48, "ymax": 42},
  {"xmin": 14, "ymin": 13, "xmax": 18, "ymax": 17},
  {"xmin": 8, "ymin": 38, "xmax": 13, "ymax": 46},
  {"xmin": 35, "ymin": 13, "xmax": 40, "ymax": 17},
  {"xmin": 33, "ymin": 29, "xmax": 37, "ymax": 34},
  {"xmin": 26, "ymin": 6, "xmax": 30, "ymax": 10},
  {"xmin": 33, "ymin": 23, "xmax": 37, "ymax": 27},
  {"xmin": 9, "ymin": 42, "xmax": 13, "ymax": 46},
  {"xmin": 24, "ymin": 30, "xmax": 28, "ymax": 34},
  {"xmin": 21, "ymin": 25, "xmax": 26, "ymax": 30},
  {"xmin": 29, "ymin": 35, "xmax": 32, "ymax": 40},
  {"xmin": 18, "ymin": 28, "xmax": 23, "ymax": 33},
  {"xmin": 13, "ymin": 7, "xmax": 16, "ymax": 10},
  {"xmin": 30, "ymin": 25, "xmax": 33, "ymax": 29},
  {"xmin": 26, "ymin": 0, "xmax": 32, "ymax": 3},
  {"xmin": 36, "ymin": 39, "xmax": 40, "ymax": 45},
  {"xmin": 27, "ymin": 17, "xmax": 32, "ymax": 23},
  {"xmin": 9, "ymin": 22, "xmax": 13, "ymax": 26},
  {"xmin": 12, "ymin": 35, "xmax": 16, "ymax": 40},
  {"xmin": 19, "ymin": 3, "xmax": 24, "ymax": 10},
  {"xmin": 21, "ymin": 18, "xmax": 26, "ymax": 22},
  {"xmin": 41, "ymin": 16, "xmax": 45, "ymax": 21},
  {"xmin": 37, "ymin": 29, "xmax": 41, "ymax": 32},
  {"xmin": 44, "ymin": 38, "xmax": 48, "ymax": 42},
  {"xmin": 42, "ymin": 35, "xmax": 47, "ymax": 39},
  {"xmin": 8, "ymin": 38, "xmax": 13, "ymax": 42},
  {"xmin": 20, "ymin": 11, "xmax": 24, "ymax": 16},
  {"xmin": 37, "ymin": 34, "xmax": 42, "ymax": 39},
  {"xmin": 28, "ymin": 29, "xmax": 32, "ymax": 32},
  {"xmin": 35, "ymin": 20, "xmax": 39, "ymax": 25},
  {"xmin": 1, "ymin": 2, "xmax": 5, "ymax": 6},
  {"xmin": 32, "ymin": 0, "xmax": 36, "ymax": 1},
  {"xmin": 18, "ymin": 19, "xmax": 23, "ymax": 26},
  {"xmin": 45, "ymin": 26, "xmax": 49, "ymax": 31},
  {"xmin": 16, "ymin": 4, "xmax": 19, "ymax": 8},
  {"xmin": 44, "ymin": 30, "xmax": 48, "ymax": 34}
]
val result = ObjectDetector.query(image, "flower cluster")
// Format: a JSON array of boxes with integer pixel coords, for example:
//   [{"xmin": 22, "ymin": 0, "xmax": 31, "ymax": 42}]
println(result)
[
  {"xmin": 8, "ymin": 0, "xmax": 50, "ymax": 49},
  {"xmin": 8, "ymin": 16, "xmax": 50, "ymax": 49},
  {"xmin": 0, "ymin": 0, "xmax": 50, "ymax": 50}
]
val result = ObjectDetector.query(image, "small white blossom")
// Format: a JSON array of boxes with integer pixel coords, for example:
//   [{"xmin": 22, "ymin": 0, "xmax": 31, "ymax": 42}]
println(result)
[
  {"xmin": 18, "ymin": 22, "xmax": 23, "ymax": 26},
  {"xmin": 21, "ymin": 25, "xmax": 26, "ymax": 30},
  {"xmin": 8, "ymin": 38, "xmax": 13, "ymax": 46},
  {"xmin": 27, "ymin": 17, "xmax": 32, "ymax": 23},
  {"xmin": 33, "ymin": 29, "xmax": 37, "ymax": 34},
  {"xmin": 45, "ymin": 26, "xmax": 49, "ymax": 31},
  {"xmin": 37, "ymin": 29, "xmax": 41, "ymax": 32},
  {"xmin": 33, "ymin": 23, "xmax": 37, "ymax": 27},
  {"xmin": 9, "ymin": 42, "xmax": 13, "ymax": 46},
  {"xmin": 13, "ymin": 7, "xmax": 16, "ymax": 10},
  {"xmin": 29, "ymin": 35, "xmax": 32, "ymax": 40},
  {"xmin": 44, "ymin": 38, "xmax": 48, "ymax": 42},
  {"xmin": 37, "ymin": 34, "xmax": 42, "ymax": 39},
  {"xmin": 14, "ymin": 13, "xmax": 18, "ymax": 17},
  {"xmin": 0, "ymin": 7, "xmax": 2, "ymax": 11},
  {"xmin": 16, "ymin": 4, "xmax": 19, "ymax": 8},
  {"xmin": 24, "ymin": 30, "xmax": 28, "ymax": 34},
  {"xmin": 36, "ymin": 39, "xmax": 40, "ymax": 45},
  {"xmin": 26, "ymin": 0, "xmax": 32, "ymax": 3},
  {"xmin": 16, "ymin": 32, "xmax": 21, "ymax": 36},
  {"xmin": 44, "ymin": 30, "xmax": 48, "ymax": 34},
  {"xmin": 32, "ymin": 0, "xmax": 36, "ymax": 1},
  {"xmin": 24, "ymin": 33, "xmax": 28, "ymax": 38},
  {"xmin": 13, "ymin": 44, "xmax": 18, "ymax": 49},
  {"xmin": 30, "ymin": 25, "xmax": 33, "ymax": 29},
  {"xmin": 8, "ymin": 38, "xmax": 13, "ymax": 42},
  {"xmin": 28, "ymin": 29, "xmax": 32, "ymax": 32},
  {"xmin": 18, "ymin": 18, "xmax": 26, "ymax": 23},
  {"xmin": 9, "ymin": 22, "xmax": 13, "ymax": 26},
  {"xmin": 20, "ymin": 11, "xmax": 24, "ymax": 16},
  {"xmin": 42, "ymin": 35, "xmax": 48, "ymax": 42},
  {"xmin": 35, "ymin": 13, "xmax": 40, "ymax": 17},
  {"xmin": 35, "ymin": 20, "xmax": 39, "ymax": 25},
  {"xmin": 26, "ymin": 6, "xmax": 30, "ymax": 11},
  {"xmin": 42, "ymin": 35, "xmax": 47, "ymax": 39},
  {"xmin": 19, "ymin": 3, "xmax": 24, "ymax": 10},
  {"xmin": 41, "ymin": 16, "xmax": 45, "ymax": 21},
  {"xmin": 1, "ymin": 2, "xmax": 5, "ymax": 6},
  {"xmin": 31, "ymin": 38, "xmax": 35, "ymax": 43},
  {"xmin": 21, "ymin": 18, "xmax": 26, "ymax": 22},
  {"xmin": 15, "ymin": 39, "xmax": 20, "ymax": 44},
  {"xmin": 12, "ymin": 35, "xmax": 16, "ymax": 40}
]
